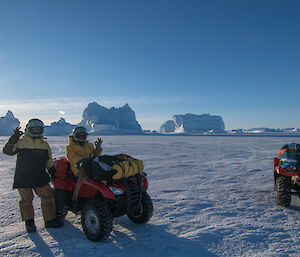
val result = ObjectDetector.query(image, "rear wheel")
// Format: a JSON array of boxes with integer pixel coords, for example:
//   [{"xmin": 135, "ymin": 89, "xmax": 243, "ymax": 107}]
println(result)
[
  {"xmin": 81, "ymin": 200, "xmax": 113, "ymax": 241},
  {"xmin": 127, "ymin": 192, "xmax": 153, "ymax": 224},
  {"xmin": 275, "ymin": 176, "xmax": 291, "ymax": 207}
]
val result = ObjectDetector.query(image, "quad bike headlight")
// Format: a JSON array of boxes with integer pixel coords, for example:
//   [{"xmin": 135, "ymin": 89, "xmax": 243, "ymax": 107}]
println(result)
[{"xmin": 109, "ymin": 186, "xmax": 124, "ymax": 196}]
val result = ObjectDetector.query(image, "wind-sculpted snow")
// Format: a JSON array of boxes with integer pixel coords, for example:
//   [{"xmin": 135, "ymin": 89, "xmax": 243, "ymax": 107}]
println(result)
[{"xmin": 1, "ymin": 136, "xmax": 300, "ymax": 256}]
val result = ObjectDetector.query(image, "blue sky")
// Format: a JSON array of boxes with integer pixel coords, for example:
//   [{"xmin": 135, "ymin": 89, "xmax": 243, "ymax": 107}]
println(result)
[{"xmin": 0, "ymin": 0, "xmax": 299, "ymax": 130}]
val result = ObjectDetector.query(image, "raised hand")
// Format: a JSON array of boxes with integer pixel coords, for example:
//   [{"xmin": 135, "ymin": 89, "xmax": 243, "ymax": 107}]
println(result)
[
  {"xmin": 95, "ymin": 138, "xmax": 103, "ymax": 150},
  {"xmin": 13, "ymin": 127, "xmax": 23, "ymax": 139}
]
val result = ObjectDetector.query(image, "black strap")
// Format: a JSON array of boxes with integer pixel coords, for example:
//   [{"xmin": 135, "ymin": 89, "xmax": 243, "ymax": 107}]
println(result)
[
  {"xmin": 65, "ymin": 161, "xmax": 71, "ymax": 177},
  {"xmin": 136, "ymin": 174, "xmax": 143, "ymax": 206},
  {"xmin": 123, "ymin": 180, "xmax": 131, "ymax": 213}
]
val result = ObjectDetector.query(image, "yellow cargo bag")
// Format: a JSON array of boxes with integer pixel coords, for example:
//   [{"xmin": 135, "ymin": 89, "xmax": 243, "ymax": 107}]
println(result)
[{"xmin": 111, "ymin": 154, "xmax": 144, "ymax": 180}]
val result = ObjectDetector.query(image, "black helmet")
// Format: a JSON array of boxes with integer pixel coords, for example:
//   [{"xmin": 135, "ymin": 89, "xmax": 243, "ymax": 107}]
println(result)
[
  {"xmin": 72, "ymin": 126, "xmax": 88, "ymax": 142},
  {"xmin": 25, "ymin": 119, "xmax": 44, "ymax": 138}
]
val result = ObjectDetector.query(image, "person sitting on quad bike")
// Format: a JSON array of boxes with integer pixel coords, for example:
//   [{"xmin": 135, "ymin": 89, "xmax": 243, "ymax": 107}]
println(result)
[
  {"xmin": 55, "ymin": 126, "xmax": 102, "ymax": 217},
  {"xmin": 66, "ymin": 126, "xmax": 103, "ymax": 203},
  {"xmin": 53, "ymin": 127, "xmax": 153, "ymax": 242}
]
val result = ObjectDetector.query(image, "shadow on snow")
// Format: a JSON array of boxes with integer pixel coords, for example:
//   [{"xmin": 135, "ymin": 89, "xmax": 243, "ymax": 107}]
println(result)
[{"xmin": 29, "ymin": 218, "xmax": 217, "ymax": 257}]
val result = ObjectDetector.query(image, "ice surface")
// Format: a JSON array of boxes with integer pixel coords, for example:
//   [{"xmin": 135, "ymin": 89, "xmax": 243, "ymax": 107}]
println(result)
[{"xmin": 1, "ymin": 135, "xmax": 300, "ymax": 256}]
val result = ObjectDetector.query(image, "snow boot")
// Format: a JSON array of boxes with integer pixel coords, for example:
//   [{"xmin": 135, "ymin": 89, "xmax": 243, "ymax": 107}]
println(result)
[
  {"xmin": 25, "ymin": 218, "xmax": 36, "ymax": 233},
  {"xmin": 45, "ymin": 217, "xmax": 64, "ymax": 228}
]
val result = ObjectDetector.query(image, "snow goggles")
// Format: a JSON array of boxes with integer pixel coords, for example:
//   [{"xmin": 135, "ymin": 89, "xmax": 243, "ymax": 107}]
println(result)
[{"xmin": 29, "ymin": 126, "xmax": 44, "ymax": 134}]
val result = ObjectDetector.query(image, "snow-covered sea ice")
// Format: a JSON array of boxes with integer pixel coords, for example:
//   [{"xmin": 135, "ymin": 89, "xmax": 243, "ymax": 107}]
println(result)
[{"xmin": 0, "ymin": 135, "xmax": 300, "ymax": 257}]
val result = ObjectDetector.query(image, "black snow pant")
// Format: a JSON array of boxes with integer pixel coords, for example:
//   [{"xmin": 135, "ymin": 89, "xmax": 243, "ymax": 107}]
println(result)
[{"xmin": 55, "ymin": 189, "xmax": 73, "ymax": 217}]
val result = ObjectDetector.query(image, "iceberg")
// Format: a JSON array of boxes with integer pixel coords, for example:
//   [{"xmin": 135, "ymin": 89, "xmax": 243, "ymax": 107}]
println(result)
[
  {"xmin": 44, "ymin": 118, "xmax": 75, "ymax": 136},
  {"xmin": 78, "ymin": 102, "xmax": 143, "ymax": 135},
  {"xmin": 160, "ymin": 113, "xmax": 225, "ymax": 134},
  {"xmin": 0, "ymin": 111, "xmax": 20, "ymax": 136}
]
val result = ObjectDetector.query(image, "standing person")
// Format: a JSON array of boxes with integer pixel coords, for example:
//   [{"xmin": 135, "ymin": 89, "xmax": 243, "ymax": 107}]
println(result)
[
  {"xmin": 3, "ymin": 119, "xmax": 63, "ymax": 233},
  {"xmin": 66, "ymin": 126, "xmax": 102, "ymax": 202}
]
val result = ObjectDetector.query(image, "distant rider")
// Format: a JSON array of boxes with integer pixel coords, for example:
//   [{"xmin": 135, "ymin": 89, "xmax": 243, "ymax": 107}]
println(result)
[
  {"xmin": 2, "ymin": 119, "xmax": 63, "ymax": 232},
  {"xmin": 278, "ymin": 143, "xmax": 300, "ymax": 173}
]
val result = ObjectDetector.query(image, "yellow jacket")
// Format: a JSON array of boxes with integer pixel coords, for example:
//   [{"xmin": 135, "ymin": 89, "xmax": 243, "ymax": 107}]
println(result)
[{"xmin": 66, "ymin": 136, "xmax": 102, "ymax": 176}]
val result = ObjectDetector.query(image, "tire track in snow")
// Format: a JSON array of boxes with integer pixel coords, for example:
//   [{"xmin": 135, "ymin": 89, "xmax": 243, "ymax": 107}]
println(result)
[
  {"xmin": 259, "ymin": 139, "xmax": 300, "ymax": 254},
  {"xmin": 237, "ymin": 143, "xmax": 273, "ymax": 189},
  {"xmin": 281, "ymin": 206, "xmax": 300, "ymax": 254},
  {"xmin": 240, "ymin": 142, "xmax": 300, "ymax": 254}
]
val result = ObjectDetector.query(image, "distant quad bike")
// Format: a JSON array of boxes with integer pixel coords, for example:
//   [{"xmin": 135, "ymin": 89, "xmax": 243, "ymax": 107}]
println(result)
[
  {"xmin": 53, "ymin": 157, "xmax": 153, "ymax": 242},
  {"xmin": 273, "ymin": 157, "xmax": 300, "ymax": 206}
]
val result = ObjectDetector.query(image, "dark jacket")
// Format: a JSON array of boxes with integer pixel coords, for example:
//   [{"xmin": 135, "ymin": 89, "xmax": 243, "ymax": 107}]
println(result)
[{"xmin": 3, "ymin": 134, "xmax": 54, "ymax": 188}]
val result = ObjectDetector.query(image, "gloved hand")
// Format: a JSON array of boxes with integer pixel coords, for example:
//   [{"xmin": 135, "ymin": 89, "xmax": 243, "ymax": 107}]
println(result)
[
  {"xmin": 8, "ymin": 127, "xmax": 23, "ymax": 145},
  {"xmin": 76, "ymin": 158, "xmax": 92, "ymax": 171},
  {"xmin": 14, "ymin": 127, "xmax": 23, "ymax": 137},
  {"xmin": 49, "ymin": 167, "xmax": 56, "ymax": 181},
  {"xmin": 13, "ymin": 127, "xmax": 23, "ymax": 139},
  {"xmin": 95, "ymin": 138, "xmax": 103, "ymax": 151},
  {"xmin": 77, "ymin": 162, "xmax": 86, "ymax": 171}
]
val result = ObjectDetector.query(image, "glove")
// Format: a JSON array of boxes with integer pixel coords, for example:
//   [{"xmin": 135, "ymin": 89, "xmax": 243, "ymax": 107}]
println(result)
[
  {"xmin": 9, "ymin": 127, "xmax": 23, "ymax": 144},
  {"xmin": 49, "ymin": 167, "xmax": 56, "ymax": 181},
  {"xmin": 95, "ymin": 138, "xmax": 103, "ymax": 151},
  {"xmin": 13, "ymin": 127, "xmax": 23, "ymax": 139},
  {"xmin": 76, "ymin": 158, "xmax": 92, "ymax": 171}
]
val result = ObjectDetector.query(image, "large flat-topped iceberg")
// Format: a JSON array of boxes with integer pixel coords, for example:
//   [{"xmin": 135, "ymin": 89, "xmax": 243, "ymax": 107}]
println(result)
[
  {"xmin": 160, "ymin": 113, "xmax": 225, "ymax": 134},
  {"xmin": 78, "ymin": 102, "xmax": 143, "ymax": 135},
  {"xmin": 0, "ymin": 111, "xmax": 20, "ymax": 136}
]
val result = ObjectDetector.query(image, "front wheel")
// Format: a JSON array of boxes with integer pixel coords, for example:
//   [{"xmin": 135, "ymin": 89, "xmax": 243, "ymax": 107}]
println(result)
[
  {"xmin": 81, "ymin": 200, "xmax": 113, "ymax": 241},
  {"xmin": 275, "ymin": 176, "xmax": 291, "ymax": 207},
  {"xmin": 127, "ymin": 192, "xmax": 153, "ymax": 224}
]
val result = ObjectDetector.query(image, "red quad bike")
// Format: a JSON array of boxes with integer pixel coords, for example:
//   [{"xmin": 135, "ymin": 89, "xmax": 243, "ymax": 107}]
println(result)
[
  {"xmin": 273, "ymin": 157, "xmax": 300, "ymax": 206},
  {"xmin": 52, "ymin": 157, "xmax": 153, "ymax": 242}
]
